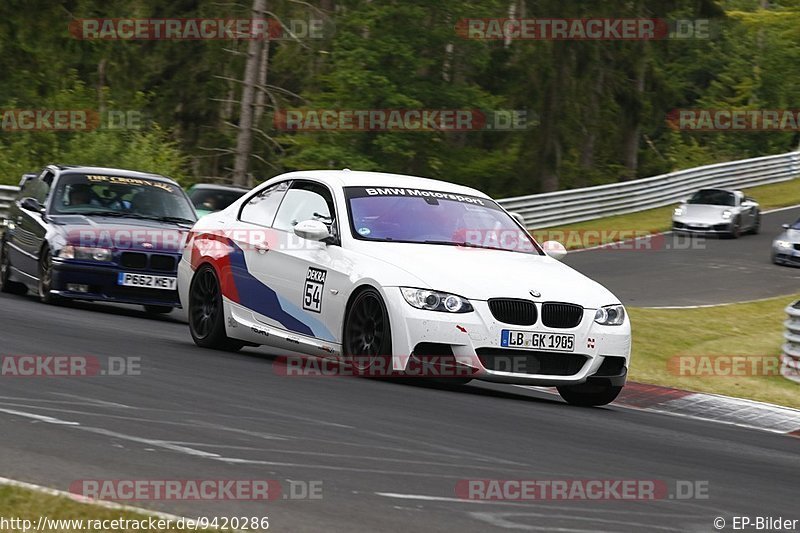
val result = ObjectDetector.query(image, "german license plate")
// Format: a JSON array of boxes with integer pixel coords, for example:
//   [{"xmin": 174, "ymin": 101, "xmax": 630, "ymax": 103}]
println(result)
[
  {"xmin": 117, "ymin": 272, "xmax": 177, "ymax": 290},
  {"xmin": 500, "ymin": 330, "xmax": 575, "ymax": 352}
]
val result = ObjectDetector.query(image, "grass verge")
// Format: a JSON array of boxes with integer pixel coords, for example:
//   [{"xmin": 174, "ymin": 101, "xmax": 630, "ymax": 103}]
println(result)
[
  {"xmin": 531, "ymin": 179, "xmax": 800, "ymax": 249},
  {"xmin": 628, "ymin": 293, "xmax": 800, "ymax": 409},
  {"xmin": 0, "ymin": 485, "xmax": 229, "ymax": 532}
]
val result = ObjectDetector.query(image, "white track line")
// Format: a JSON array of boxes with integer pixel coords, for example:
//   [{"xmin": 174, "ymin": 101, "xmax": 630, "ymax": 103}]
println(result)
[{"xmin": 640, "ymin": 294, "xmax": 799, "ymax": 309}]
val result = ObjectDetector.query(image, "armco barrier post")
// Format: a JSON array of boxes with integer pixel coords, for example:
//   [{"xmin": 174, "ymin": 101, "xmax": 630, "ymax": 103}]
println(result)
[
  {"xmin": 782, "ymin": 300, "xmax": 800, "ymax": 384},
  {"xmin": 0, "ymin": 186, "xmax": 20, "ymax": 222}
]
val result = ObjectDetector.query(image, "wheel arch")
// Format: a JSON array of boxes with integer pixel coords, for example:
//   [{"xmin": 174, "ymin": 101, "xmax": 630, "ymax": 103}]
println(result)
[
  {"xmin": 341, "ymin": 283, "xmax": 389, "ymax": 343},
  {"xmin": 342, "ymin": 282, "xmax": 404, "ymax": 356}
]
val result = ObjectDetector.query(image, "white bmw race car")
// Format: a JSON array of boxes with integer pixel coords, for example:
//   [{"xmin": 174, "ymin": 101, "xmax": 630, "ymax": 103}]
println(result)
[{"xmin": 177, "ymin": 170, "xmax": 631, "ymax": 406}]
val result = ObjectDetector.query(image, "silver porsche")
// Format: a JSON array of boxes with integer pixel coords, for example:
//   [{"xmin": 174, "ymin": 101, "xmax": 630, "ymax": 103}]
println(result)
[
  {"xmin": 672, "ymin": 188, "xmax": 761, "ymax": 238},
  {"xmin": 771, "ymin": 218, "xmax": 800, "ymax": 266}
]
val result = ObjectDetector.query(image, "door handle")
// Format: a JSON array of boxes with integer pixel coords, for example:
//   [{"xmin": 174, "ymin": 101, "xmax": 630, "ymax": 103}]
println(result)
[{"xmin": 255, "ymin": 244, "xmax": 269, "ymax": 255}]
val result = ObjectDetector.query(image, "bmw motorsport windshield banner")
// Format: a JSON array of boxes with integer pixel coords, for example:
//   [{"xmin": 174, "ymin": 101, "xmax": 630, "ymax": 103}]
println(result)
[{"xmin": 344, "ymin": 186, "xmax": 497, "ymax": 209}]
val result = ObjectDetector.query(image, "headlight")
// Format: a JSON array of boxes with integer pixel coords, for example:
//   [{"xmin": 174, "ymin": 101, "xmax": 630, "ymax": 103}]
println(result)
[
  {"xmin": 59, "ymin": 245, "xmax": 113, "ymax": 262},
  {"xmin": 721, "ymin": 210, "xmax": 732, "ymax": 220},
  {"xmin": 594, "ymin": 304, "xmax": 625, "ymax": 326},
  {"xmin": 400, "ymin": 288, "xmax": 473, "ymax": 313},
  {"xmin": 673, "ymin": 207, "xmax": 684, "ymax": 216},
  {"xmin": 775, "ymin": 240, "xmax": 792, "ymax": 249}
]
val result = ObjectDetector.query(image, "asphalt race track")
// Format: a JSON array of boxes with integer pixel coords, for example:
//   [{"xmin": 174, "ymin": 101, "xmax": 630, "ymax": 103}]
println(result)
[
  {"xmin": 0, "ymin": 294, "xmax": 798, "ymax": 532},
  {"xmin": 564, "ymin": 206, "xmax": 800, "ymax": 307}
]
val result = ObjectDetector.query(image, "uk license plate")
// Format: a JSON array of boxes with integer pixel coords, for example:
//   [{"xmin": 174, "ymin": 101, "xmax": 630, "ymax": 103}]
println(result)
[
  {"xmin": 117, "ymin": 272, "xmax": 177, "ymax": 290},
  {"xmin": 500, "ymin": 330, "xmax": 575, "ymax": 352}
]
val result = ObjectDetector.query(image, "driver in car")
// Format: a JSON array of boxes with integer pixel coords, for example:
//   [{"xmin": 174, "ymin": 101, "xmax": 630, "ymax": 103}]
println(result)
[{"xmin": 67, "ymin": 184, "xmax": 101, "ymax": 208}]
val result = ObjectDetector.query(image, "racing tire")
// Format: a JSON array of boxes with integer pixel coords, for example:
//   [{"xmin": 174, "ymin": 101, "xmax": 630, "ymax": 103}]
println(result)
[
  {"xmin": 750, "ymin": 213, "xmax": 761, "ymax": 235},
  {"xmin": 188, "ymin": 264, "xmax": 245, "ymax": 352},
  {"xmin": 144, "ymin": 305, "xmax": 173, "ymax": 315},
  {"xmin": 0, "ymin": 241, "xmax": 27, "ymax": 295},
  {"xmin": 727, "ymin": 218, "xmax": 741, "ymax": 239},
  {"xmin": 38, "ymin": 247, "xmax": 61, "ymax": 304},
  {"xmin": 343, "ymin": 287, "xmax": 392, "ymax": 376},
  {"xmin": 557, "ymin": 382, "xmax": 623, "ymax": 407}
]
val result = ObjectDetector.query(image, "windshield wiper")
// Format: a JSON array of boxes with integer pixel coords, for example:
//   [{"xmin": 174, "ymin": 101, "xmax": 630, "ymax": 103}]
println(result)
[
  {"xmin": 150, "ymin": 215, "xmax": 196, "ymax": 225},
  {"xmin": 72, "ymin": 211, "xmax": 194, "ymax": 224},
  {"xmin": 423, "ymin": 239, "xmax": 484, "ymax": 248},
  {"xmin": 70, "ymin": 210, "xmax": 128, "ymax": 217},
  {"xmin": 423, "ymin": 239, "xmax": 518, "ymax": 252},
  {"xmin": 113, "ymin": 213, "xmax": 195, "ymax": 224}
]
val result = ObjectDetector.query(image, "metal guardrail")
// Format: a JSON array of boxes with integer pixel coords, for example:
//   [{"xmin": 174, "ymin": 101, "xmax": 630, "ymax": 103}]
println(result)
[
  {"xmin": 782, "ymin": 301, "xmax": 800, "ymax": 384},
  {"xmin": 498, "ymin": 151, "xmax": 800, "ymax": 228},
  {"xmin": 2, "ymin": 150, "xmax": 798, "ymax": 227},
  {"xmin": 0, "ymin": 185, "xmax": 19, "ymax": 222}
]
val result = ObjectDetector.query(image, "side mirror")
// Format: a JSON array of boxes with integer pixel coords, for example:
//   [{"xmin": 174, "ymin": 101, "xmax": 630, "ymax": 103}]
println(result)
[
  {"xmin": 510, "ymin": 212, "xmax": 526, "ymax": 227},
  {"xmin": 542, "ymin": 240, "xmax": 567, "ymax": 261},
  {"xmin": 294, "ymin": 219, "xmax": 330, "ymax": 241},
  {"xmin": 18, "ymin": 173, "xmax": 37, "ymax": 187},
  {"xmin": 19, "ymin": 197, "xmax": 43, "ymax": 213},
  {"xmin": 783, "ymin": 223, "xmax": 790, "ymax": 230}
]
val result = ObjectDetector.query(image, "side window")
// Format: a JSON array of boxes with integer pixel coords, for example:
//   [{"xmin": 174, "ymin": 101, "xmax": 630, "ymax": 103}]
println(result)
[
  {"xmin": 38, "ymin": 171, "xmax": 55, "ymax": 204},
  {"xmin": 239, "ymin": 181, "xmax": 290, "ymax": 226},
  {"xmin": 21, "ymin": 178, "xmax": 49, "ymax": 204},
  {"xmin": 18, "ymin": 178, "xmax": 35, "ymax": 199},
  {"xmin": 272, "ymin": 181, "xmax": 335, "ymax": 233}
]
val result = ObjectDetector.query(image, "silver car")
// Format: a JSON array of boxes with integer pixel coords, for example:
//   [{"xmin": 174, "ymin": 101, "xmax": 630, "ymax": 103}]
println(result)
[
  {"xmin": 672, "ymin": 188, "xmax": 761, "ymax": 238},
  {"xmin": 771, "ymin": 218, "xmax": 800, "ymax": 266}
]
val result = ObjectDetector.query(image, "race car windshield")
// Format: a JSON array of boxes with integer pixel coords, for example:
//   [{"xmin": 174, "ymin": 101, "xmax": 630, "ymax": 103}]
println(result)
[
  {"xmin": 687, "ymin": 189, "xmax": 736, "ymax": 206},
  {"xmin": 50, "ymin": 173, "xmax": 196, "ymax": 223},
  {"xmin": 345, "ymin": 186, "xmax": 542, "ymax": 255}
]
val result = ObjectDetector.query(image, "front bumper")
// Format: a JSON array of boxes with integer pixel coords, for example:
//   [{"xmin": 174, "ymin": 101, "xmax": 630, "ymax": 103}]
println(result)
[
  {"xmin": 51, "ymin": 259, "xmax": 181, "ymax": 307},
  {"xmin": 672, "ymin": 219, "xmax": 733, "ymax": 234},
  {"xmin": 384, "ymin": 289, "xmax": 631, "ymax": 386},
  {"xmin": 772, "ymin": 244, "xmax": 800, "ymax": 266}
]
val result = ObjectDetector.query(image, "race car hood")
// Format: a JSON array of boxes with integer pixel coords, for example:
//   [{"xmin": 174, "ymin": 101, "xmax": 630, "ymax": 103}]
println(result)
[
  {"xmin": 356, "ymin": 242, "xmax": 620, "ymax": 308},
  {"xmin": 775, "ymin": 228, "xmax": 800, "ymax": 244},
  {"xmin": 676, "ymin": 204, "xmax": 733, "ymax": 223},
  {"xmin": 48, "ymin": 214, "xmax": 191, "ymax": 253}
]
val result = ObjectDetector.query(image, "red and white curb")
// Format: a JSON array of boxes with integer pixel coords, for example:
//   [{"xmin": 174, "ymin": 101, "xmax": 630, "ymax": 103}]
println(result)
[{"xmin": 524, "ymin": 382, "xmax": 800, "ymax": 437}]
